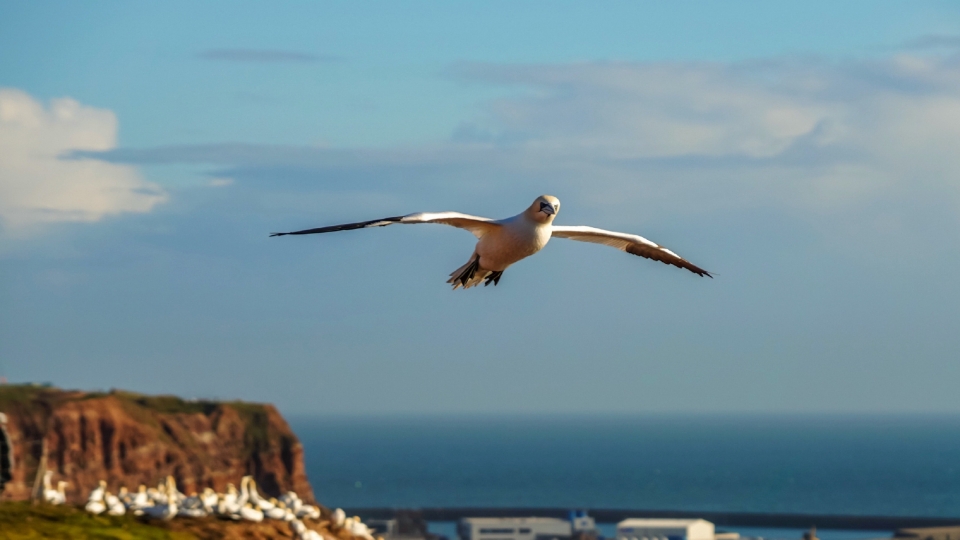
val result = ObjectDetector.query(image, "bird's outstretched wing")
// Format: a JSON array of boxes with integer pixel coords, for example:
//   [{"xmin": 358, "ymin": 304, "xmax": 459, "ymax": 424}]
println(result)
[
  {"xmin": 550, "ymin": 225, "xmax": 712, "ymax": 277},
  {"xmin": 271, "ymin": 212, "xmax": 499, "ymax": 239}
]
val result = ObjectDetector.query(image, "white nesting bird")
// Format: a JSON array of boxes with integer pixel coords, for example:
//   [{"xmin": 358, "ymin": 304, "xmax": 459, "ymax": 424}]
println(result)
[
  {"xmin": 141, "ymin": 497, "xmax": 178, "ymax": 521},
  {"xmin": 296, "ymin": 503, "xmax": 321, "ymax": 520},
  {"xmin": 291, "ymin": 518, "xmax": 324, "ymax": 540},
  {"xmin": 41, "ymin": 471, "xmax": 55, "ymax": 501},
  {"xmin": 128, "ymin": 485, "xmax": 150, "ymax": 513},
  {"xmin": 344, "ymin": 516, "xmax": 375, "ymax": 540},
  {"xmin": 117, "ymin": 486, "xmax": 131, "ymax": 506},
  {"xmin": 85, "ymin": 488, "xmax": 106, "ymax": 515},
  {"xmin": 271, "ymin": 195, "xmax": 711, "ymax": 288},
  {"xmin": 166, "ymin": 475, "xmax": 186, "ymax": 504},
  {"xmin": 150, "ymin": 482, "xmax": 168, "ymax": 505},
  {"xmin": 331, "ymin": 508, "xmax": 346, "ymax": 528},
  {"xmin": 85, "ymin": 497, "xmax": 107, "ymax": 515},
  {"xmin": 239, "ymin": 502, "xmax": 265, "ymax": 522},
  {"xmin": 85, "ymin": 480, "xmax": 107, "ymax": 514},
  {"xmin": 247, "ymin": 478, "xmax": 275, "ymax": 511},
  {"xmin": 89, "ymin": 480, "xmax": 107, "ymax": 503},
  {"xmin": 178, "ymin": 491, "xmax": 207, "ymax": 517},
  {"xmin": 219, "ymin": 483, "xmax": 241, "ymax": 515},
  {"xmin": 105, "ymin": 491, "xmax": 126, "ymax": 516},
  {"xmin": 280, "ymin": 491, "xmax": 301, "ymax": 512},
  {"xmin": 51, "ymin": 481, "xmax": 68, "ymax": 505},
  {"xmin": 201, "ymin": 487, "xmax": 219, "ymax": 512},
  {"xmin": 41, "ymin": 472, "xmax": 67, "ymax": 505},
  {"xmin": 264, "ymin": 500, "xmax": 288, "ymax": 520}
]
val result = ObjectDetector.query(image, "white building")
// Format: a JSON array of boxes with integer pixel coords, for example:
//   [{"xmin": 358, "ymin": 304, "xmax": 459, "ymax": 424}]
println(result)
[
  {"xmin": 569, "ymin": 511, "xmax": 595, "ymax": 533},
  {"xmin": 459, "ymin": 517, "xmax": 572, "ymax": 540},
  {"xmin": 617, "ymin": 519, "xmax": 715, "ymax": 540}
]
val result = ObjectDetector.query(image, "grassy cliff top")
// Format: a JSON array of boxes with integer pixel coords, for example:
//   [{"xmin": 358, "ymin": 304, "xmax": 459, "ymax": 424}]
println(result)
[
  {"xmin": 0, "ymin": 501, "xmax": 310, "ymax": 540},
  {"xmin": 0, "ymin": 501, "xmax": 193, "ymax": 540},
  {"xmin": 0, "ymin": 384, "xmax": 269, "ymax": 417}
]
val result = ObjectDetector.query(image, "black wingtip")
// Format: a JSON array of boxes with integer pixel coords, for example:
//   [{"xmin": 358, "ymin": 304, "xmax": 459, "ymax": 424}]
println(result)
[{"xmin": 269, "ymin": 232, "xmax": 286, "ymax": 237}]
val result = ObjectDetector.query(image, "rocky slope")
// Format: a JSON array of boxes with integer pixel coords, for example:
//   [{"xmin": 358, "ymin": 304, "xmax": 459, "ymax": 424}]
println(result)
[{"xmin": 0, "ymin": 384, "xmax": 314, "ymax": 504}]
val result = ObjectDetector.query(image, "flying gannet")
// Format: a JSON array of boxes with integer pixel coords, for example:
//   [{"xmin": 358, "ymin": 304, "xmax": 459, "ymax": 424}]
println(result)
[{"xmin": 271, "ymin": 195, "xmax": 711, "ymax": 289}]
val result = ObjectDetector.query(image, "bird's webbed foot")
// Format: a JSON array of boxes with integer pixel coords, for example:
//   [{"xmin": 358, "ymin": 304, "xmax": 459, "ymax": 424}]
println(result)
[{"xmin": 483, "ymin": 270, "xmax": 503, "ymax": 286}]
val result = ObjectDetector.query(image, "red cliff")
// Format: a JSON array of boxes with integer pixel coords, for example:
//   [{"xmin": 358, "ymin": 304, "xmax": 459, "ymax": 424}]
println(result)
[{"xmin": 0, "ymin": 384, "xmax": 314, "ymax": 504}]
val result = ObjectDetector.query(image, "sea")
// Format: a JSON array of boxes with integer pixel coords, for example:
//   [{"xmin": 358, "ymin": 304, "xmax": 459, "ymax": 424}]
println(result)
[{"xmin": 289, "ymin": 415, "xmax": 960, "ymax": 540}]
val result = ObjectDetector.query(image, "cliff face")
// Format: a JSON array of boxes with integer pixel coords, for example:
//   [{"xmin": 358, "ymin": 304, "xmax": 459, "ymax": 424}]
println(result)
[{"xmin": 0, "ymin": 385, "xmax": 314, "ymax": 504}]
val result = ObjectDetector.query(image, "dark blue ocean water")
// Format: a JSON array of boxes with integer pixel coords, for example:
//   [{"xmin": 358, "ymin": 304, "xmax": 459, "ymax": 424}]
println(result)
[{"xmin": 290, "ymin": 415, "xmax": 960, "ymax": 528}]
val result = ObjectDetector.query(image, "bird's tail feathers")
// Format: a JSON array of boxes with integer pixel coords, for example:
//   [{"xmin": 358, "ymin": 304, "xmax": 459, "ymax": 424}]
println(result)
[{"xmin": 447, "ymin": 255, "xmax": 491, "ymax": 290}]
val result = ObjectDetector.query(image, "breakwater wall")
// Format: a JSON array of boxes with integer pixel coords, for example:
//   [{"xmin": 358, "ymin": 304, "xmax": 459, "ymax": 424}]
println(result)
[{"xmin": 345, "ymin": 507, "xmax": 960, "ymax": 531}]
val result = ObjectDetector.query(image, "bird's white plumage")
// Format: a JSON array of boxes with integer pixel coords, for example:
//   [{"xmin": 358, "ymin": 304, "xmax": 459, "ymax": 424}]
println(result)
[
  {"xmin": 550, "ymin": 225, "xmax": 710, "ymax": 276},
  {"xmin": 271, "ymin": 195, "xmax": 711, "ymax": 286},
  {"xmin": 74, "ymin": 477, "xmax": 327, "ymax": 527},
  {"xmin": 398, "ymin": 212, "xmax": 498, "ymax": 238},
  {"xmin": 551, "ymin": 225, "xmax": 659, "ymax": 249}
]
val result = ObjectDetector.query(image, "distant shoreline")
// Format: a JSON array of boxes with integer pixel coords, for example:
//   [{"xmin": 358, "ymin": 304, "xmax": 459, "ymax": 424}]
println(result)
[{"xmin": 344, "ymin": 508, "xmax": 960, "ymax": 531}]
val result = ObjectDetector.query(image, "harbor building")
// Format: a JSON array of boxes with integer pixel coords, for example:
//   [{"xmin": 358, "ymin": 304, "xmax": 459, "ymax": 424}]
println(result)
[
  {"xmin": 896, "ymin": 527, "xmax": 960, "ymax": 540},
  {"xmin": 569, "ymin": 510, "xmax": 596, "ymax": 534},
  {"xmin": 459, "ymin": 517, "xmax": 573, "ymax": 540},
  {"xmin": 617, "ymin": 519, "xmax": 715, "ymax": 540}
]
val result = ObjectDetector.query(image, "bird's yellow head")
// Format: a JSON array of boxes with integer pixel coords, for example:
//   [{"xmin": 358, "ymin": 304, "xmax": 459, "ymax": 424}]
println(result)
[{"xmin": 527, "ymin": 195, "xmax": 560, "ymax": 224}]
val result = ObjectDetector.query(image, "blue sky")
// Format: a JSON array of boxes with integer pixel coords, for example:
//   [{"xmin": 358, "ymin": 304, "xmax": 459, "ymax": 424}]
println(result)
[{"xmin": 2, "ymin": 1, "xmax": 960, "ymax": 414}]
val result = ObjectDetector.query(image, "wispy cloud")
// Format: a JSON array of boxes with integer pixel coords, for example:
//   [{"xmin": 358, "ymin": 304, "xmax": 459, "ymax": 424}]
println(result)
[
  {"xmin": 208, "ymin": 177, "xmax": 234, "ymax": 187},
  {"xmin": 196, "ymin": 48, "xmax": 335, "ymax": 63},
  {"xmin": 0, "ymin": 88, "xmax": 166, "ymax": 233},
  {"xmin": 77, "ymin": 53, "xmax": 960, "ymax": 253},
  {"xmin": 903, "ymin": 34, "xmax": 960, "ymax": 50}
]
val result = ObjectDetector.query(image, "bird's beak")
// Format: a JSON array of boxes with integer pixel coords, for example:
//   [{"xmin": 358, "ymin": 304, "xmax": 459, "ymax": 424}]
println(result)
[{"xmin": 539, "ymin": 202, "xmax": 555, "ymax": 215}]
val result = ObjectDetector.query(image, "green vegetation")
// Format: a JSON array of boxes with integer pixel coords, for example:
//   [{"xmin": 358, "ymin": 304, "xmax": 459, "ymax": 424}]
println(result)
[
  {"xmin": 230, "ymin": 402, "xmax": 273, "ymax": 454},
  {"xmin": 0, "ymin": 502, "xmax": 195, "ymax": 540},
  {"xmin": 0, "ymin": 385, "xmax": 266, "ymax": 420},
  {"xmin": 0, "ymin": 384, "xmax": 63, "ymax": 411},
  {"xmin": 113, "ymin": 392, "xmax": 220, "ymax": 416}
]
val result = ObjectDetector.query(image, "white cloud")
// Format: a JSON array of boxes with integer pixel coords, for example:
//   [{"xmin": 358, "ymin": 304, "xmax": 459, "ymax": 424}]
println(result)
[
  {"xmin": 77, "ymin": 54, "xmax": 960, "ymax": 249},
  {"xmin": 904, "ymin": 34, "xmax": 960, "ymax": 50},
  {"xmin": 458, "ymin": 62, "xmax": 829, "ymax": 159},
  {"xmin": 447, "ymin": 55, "xmax": 960, "ymax": 219},
  {"xmin": 0, "ymin": 88, "xmax": 166, "ymax": 232},
  {"xmin": 208, "ymin": 177, "xmax": 234, "ymax": 187}
]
